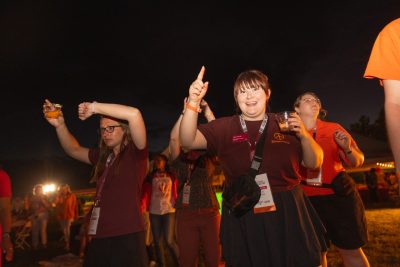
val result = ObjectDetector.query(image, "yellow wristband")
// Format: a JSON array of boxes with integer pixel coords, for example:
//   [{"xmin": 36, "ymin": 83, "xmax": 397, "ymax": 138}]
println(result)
[{"xmin": 186, "ymin": 103, "xmax": 202, "ymax": 113}]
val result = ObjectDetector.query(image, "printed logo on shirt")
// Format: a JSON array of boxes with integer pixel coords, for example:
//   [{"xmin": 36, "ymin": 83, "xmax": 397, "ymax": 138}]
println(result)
[{"xmin": 271, "ymin": 132, "xmax": 290, "ymax": 144}]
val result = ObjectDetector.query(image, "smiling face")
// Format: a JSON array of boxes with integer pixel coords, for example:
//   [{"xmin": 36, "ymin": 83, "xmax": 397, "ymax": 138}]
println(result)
[{"xmin": 234, "ymin": 70, "xmax": 271, "ymax": 121}]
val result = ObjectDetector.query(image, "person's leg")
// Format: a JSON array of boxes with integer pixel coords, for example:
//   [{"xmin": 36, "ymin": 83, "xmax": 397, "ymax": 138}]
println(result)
[
  {"xmin": 64, "ymin": 219, "xmax": 73, "ymax": 250},
  {"xmin": 337, "ymin": 247, "xmax": 370, "ymax": 267},
  {"xmin": 199, "ymin": 209, "xmax": 221, "ymax": 267},
  {"xmin": 150, "ymin": 213, "xmax": 165, "ymax": 267},
  {"xmin": 176, "ymin": 210, "xmax": 200, "ymax": 267},
  {"xmin": 163, "ymin": 212, "xmax": 179, "ymax": 264},
  {"xmin": 39, "ymin": 213, "xmax": 48, "ymax": 248},
  {"xmin": 321, "ymin": 251, "xmax": 328, "ymax": 267},
  {"xmin": 31, "ymin": 217, "xmax": 40, "ymax": 249}
]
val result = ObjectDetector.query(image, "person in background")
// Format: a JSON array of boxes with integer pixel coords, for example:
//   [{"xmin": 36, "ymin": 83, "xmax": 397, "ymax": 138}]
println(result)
[
  {"xmin": 180, "ymin": 67, "xmax": 327, "ymax": 267},
  {"xmin": 365, "ymin": 168, "xmax": 378, "ymax": 203},
  {"xmin": 294, "ymin": 91, "xmax": 369, "ymax": 267},
  {"xmin": 43, "ymin": 99, "xmax": 149, "ymax": 267},
  {"xmin": 168, "ymin": 98, "xmax": 221, "ymax": 267},
  {"xmin": 0, "ymin": 165, "xmax": 13, "ymax": 267},
  {"xmin": 142, "ymin": 154, "xmax": 179, "ymax": 267},
  {"xmin": 54, "ymin": 184, "xmax": 79, "ymax": 251},
  {"xmin": 364, "ymin": 18, "xmax": 400, "ymax": 181},
  {"xmin": 29, "ymin": 184, "xmax": 50, "ymax": 250}
]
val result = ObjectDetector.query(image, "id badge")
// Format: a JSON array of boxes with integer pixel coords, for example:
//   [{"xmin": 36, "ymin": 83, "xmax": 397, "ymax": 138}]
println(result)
[
  {"xmin": 182, "ymin": 183, "xmax": 191, "ymax": 206},
  {"xmin": 306, "ymin": 168, "xmax": 322, "ymax": 186},
  {"xmin": 88, "ymin": 207, "xmax": 100, "ymax": 235},
  {"xmin": 254, "ymin": 173, "xmax": 276, "ymax": 213}
]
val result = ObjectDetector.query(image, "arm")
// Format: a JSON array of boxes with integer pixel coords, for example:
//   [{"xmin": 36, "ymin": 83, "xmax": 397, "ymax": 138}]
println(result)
[
  {"xmin": 383, "ymin": 80, "xmax": 400, "ymax": 173},
  {"xmin": 288, "ymin": 113, "xmax": 323, "ymax": 169},
  {"xmin": 0, "ymin": 196, "xmax": 13, "ymax": 261},
  {"xmin": 334, "ymin": 130, "xmax": 364, "ymax": 167},
  {"xmin": 180, "ymin": 66, "xmax": 209, "ymax": 150},
  {"xmin": 78, "ymin": 102, "xmax": 147, "ymax": 150},
  {"xmin": 43, "ymin": 99, "xmax": 90, "ymax": 164},
  {"xmin": 170, "ymin": 98, "xmax": 215, "ymax": 160}
]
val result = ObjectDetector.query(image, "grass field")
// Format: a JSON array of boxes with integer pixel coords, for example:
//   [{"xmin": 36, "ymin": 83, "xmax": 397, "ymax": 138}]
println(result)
[
  {"xmin": 6, "ymin": 205, "xmax": 400, "ymax": 267},
  {"xmin": 327, "ymin": 206, "xmax": 400, "ymax": 267}
]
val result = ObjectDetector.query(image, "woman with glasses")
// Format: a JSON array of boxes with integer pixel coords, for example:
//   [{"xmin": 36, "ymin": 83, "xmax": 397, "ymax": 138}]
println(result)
[
  {"xmin": 293, "ymin": 92, "xmax": 369, "ymax": 267},
  {"xmin": 179, "ymin": 67, "xmax": 327, "ymax": 267},
  {"xmin": 43, "ymin": 99, "xmax": 149, "ymax": 267}
]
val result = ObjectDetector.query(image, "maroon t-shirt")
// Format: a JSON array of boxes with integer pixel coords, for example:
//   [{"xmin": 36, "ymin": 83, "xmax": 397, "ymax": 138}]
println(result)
[
  {"xmin": 198, "ymin": 114, "xmax": 303, "ymax": 192},
  {"xmin": 89, "ymin": 142, "xmax": 148, "ymax": 238}
]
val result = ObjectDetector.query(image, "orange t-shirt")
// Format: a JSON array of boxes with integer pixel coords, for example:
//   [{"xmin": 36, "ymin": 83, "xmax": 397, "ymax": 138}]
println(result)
[
  {"xmin": 364, "ymin": 18, "xmax": 400, "ymax": 81},
  {"xmin": 301, "ymin": 119, "xmax": 357, "ymax": 196}
]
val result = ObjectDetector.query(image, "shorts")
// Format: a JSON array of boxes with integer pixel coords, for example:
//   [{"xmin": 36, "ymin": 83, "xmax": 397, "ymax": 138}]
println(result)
[{"xmin": 309, "ymin": 190, "xmax": 368, "ymax": 250}]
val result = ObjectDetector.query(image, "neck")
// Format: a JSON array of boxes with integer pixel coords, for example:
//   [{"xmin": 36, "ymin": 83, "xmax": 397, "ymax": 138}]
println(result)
[
  {"xmin": 302, "ymin": 116, "xmax": 317, "ymax": 130},
  {"xmin": 241, "ymin": 113, "xmax": 265, "ymax": 121}
]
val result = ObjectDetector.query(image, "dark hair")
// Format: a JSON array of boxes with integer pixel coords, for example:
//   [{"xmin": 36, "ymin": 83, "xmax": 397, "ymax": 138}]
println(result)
[{"xmin": 293, "ymin": 91, "xmax": 327, "ymax": 119}]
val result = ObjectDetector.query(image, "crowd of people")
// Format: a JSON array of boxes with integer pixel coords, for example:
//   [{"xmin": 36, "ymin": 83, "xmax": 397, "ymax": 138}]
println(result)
[{"xmin": 1, "ymin": 17, "xmax": 399, "ymax": 267}]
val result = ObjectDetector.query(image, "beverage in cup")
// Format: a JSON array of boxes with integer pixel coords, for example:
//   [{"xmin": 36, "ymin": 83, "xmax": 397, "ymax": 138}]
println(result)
[
  {"xmin": 276, "ymin": 111, "xmax": 293, "ymax": 132},
  {"xmin": 45, "ymin": 103, "xmax": 62, "ymax": 119}
]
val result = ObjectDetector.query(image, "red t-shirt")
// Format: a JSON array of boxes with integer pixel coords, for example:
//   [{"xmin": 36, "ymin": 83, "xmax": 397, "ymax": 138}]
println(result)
[
  {"xmin": 198, "ymin": 114, "xmax": 303, "ymax": 192},
  {"xmin": 0, "ymin": 169, "xmax": 12, "ymax": 265},
  {"xmin": 364, "ymin": 18, "xmax": 400, "ymax": 81},
  {"xmin": 301, "ymin": 120, "xmax": 356, "ymax": 196},
  {"xmin": 89, "ymin": 142, "xmax": 148, "ymax": 238}
]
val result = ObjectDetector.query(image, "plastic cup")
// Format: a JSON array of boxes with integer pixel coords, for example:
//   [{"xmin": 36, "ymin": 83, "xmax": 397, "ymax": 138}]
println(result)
[
  {"xmin": 276, "ymin": 111, "xmax": 293, "ymax": 132},
  {"xmin": 45, "ymin": 103, "xmax": 62, "ymax": 119}
]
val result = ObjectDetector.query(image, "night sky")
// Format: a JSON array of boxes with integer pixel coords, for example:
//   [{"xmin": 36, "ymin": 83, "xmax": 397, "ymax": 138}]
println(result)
[{"xmin": 1, "ymin": 1, "xmax": 399, "ymax": 193}]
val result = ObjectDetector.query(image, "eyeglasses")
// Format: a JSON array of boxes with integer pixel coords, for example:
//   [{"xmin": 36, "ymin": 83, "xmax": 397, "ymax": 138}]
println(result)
[
  {"xmin": 302, "ymin": 98, "xmax": 321, "ymax": 105},
  {"xmin": 99, "ymin": 125, "xmax": 122, "ymax": 134},
  {"xmin": 239, "ymin": 86, "xmax": 262, "ymax": 95}
]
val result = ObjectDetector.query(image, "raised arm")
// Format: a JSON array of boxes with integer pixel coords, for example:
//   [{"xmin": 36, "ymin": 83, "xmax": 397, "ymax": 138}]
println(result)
[
  {"xmin": 288, "ymin": 113, "xmax": 323, "ymax": 169},
  {"xmin": 43, "ymin": 99, "xmax": 90, "ymax": 164},
  {"xmin": 180, "ymin": 66, "xmax": 209, "ymax": 150},
  {"xmin": 78, "ymin": 102, "xmax": 147, "ymax": 150},
  {"xmin": 170, "ymin": 97, "xmax": 216, "ymax": 160},
  {"xmin": 334, "ymin": 130, "xmax": 364, "ymax": 168}
]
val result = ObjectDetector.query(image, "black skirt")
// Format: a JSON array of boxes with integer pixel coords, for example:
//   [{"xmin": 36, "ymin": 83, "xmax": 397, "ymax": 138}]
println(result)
[{"xmin": 220, "ymin": 185, "xmax": 327, "ymax": 267}]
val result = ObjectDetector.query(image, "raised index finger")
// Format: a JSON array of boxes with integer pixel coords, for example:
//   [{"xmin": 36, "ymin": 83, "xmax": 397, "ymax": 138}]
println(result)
[{"xmin": 196, "ymin": 66, "xmax": 206, "ymax": 81}]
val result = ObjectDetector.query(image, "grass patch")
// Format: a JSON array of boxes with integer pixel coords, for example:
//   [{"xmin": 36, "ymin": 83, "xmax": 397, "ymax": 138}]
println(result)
[{"xmin": 327, "ymin": 207, "xmax": 400, "ymax": 267}]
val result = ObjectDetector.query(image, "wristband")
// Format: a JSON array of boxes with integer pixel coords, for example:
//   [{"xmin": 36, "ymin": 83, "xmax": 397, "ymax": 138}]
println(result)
[
  {"xmin": 186, "ymin": 103, "xmax": 202, "ymax": 113},
  {"xmin": 91, "ymin": 101, "xmax": 97, "ymax": 114}
]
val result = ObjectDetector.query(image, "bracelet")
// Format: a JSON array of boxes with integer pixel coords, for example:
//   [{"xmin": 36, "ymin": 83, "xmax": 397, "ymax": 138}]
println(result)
[{"xmin": 186, "ymin": 103, "xmax": 202, "ymax": 113}]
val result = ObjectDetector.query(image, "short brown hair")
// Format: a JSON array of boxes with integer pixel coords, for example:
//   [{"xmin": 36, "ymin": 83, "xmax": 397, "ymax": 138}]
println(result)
[{"xmin": 233, "ymin": 70, "xmax": 270, "ymax": 103}]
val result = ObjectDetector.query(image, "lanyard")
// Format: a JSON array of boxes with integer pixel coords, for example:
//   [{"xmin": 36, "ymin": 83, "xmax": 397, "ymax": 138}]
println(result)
[
  {"xmin": 312, "ymin": 127, "xmax": 317, "ymax": 140},
  {"xmin": 239, "ymin": 114, "xmax": 268, "ymax": 159},
  {"xmin": 94, "ymin": 153, "xmax": 115, "ymax": 207}
]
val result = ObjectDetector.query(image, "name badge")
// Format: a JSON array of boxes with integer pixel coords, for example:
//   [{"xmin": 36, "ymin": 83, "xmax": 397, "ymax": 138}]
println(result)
[
  {"xmin": 232, "ymin": 133, "xmax": 248, "ymax": 143},
  {"xmin": 306, "ymin": 168, "xmax": 322, "ymax": 186},
  {"xmin": 254, "ymin": 173, "xmax": 276, "ymax": 213},
  {"xmin": 182, "ymin": 183, "xmax": 191, "ymax": 206},
  {"xmin": 88, "ymin": 207, "xmax": 100, "ymax": 235}
]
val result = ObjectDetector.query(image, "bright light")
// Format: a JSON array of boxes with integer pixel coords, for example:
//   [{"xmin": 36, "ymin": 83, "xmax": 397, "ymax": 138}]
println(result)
[{"xmin": 43, "ymin": 183, "xmax": 57, "ymax": 194}]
